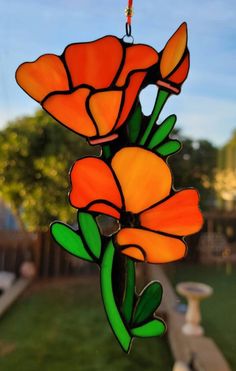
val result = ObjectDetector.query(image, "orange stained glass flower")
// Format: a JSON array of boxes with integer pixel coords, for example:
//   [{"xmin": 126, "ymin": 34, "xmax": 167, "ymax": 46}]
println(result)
[
  {"xmin": 16, "ymin": 36, "xmax": 158, "ymax": 144},
  {"xmin": 69, "ymin": 147, "xmax": 203, "ymax": 264},
  {"xmin": 157, "ymin": 23, "xmax": 190, "ymax": 94}
]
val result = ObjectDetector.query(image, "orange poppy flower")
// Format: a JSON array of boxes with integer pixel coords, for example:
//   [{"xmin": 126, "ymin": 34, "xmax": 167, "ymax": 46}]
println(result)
[
  {"xmin": 69, "ymin": 147, "xmax": 203, "ymax": 263},
  {"xmin": 157, "ymin": 23, "xmax": 190, "ymax": 94},
  {"xmin": 16, "ymin": 36, "xmax": 158, "ymax": 144}
]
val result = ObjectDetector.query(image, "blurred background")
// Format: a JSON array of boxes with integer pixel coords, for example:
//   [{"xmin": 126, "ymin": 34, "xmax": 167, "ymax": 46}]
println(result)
[{"xmin": 0, "ymin": 0, "xmax": 235, "ymax": 370}]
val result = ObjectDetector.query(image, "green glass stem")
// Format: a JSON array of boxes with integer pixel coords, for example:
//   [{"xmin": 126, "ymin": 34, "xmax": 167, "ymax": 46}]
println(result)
[
  {"xmin": 139, "ymin": 89, "xmax": 170, "ymax": 146},
  {"xmin": 100, "ymin": 240, "xmax": 132, "ymax": 352},
  {"xmin": 102, "ymin": 144, "xmax": 111, "ymax": 159},
  {"xmin": 121, "ymin": 258, "xmax": 135, "ymax": 323}
]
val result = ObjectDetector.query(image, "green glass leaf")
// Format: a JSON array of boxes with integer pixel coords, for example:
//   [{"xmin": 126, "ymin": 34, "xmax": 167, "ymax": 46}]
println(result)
[
  {"xmin": 128, "ymin": 103, "xmax": 143, "ymax": 143},
  {"xmin": 122, "ymin": 258, "xmax": 135, "ymax": 323},
  {"xmin": 156, "ymin": 140, "xmax": 181, "ymax": 156},
  {"xmin": 131, "ymin": 319, "xmax": 166, "ymax": 338},
  {"xmin": 148, "ymin": 114, "xmax": 176, "ymax": 149},
  {"xmin": 133, "ymin": 281, "xmax": 163, "ymax": 324},
  {"xmin": 78, "ymin": 212, "xmax": 102, "ymax": 259},
  {"xmin": 51, "ymin": 222, "xmax": 93, "ymax": 262}
]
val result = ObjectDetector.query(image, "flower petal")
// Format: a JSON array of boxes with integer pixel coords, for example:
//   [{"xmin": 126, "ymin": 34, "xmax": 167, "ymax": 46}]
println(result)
[
  {"xmin": 69, "ymin": 157, "xmax": 122, "ymax": 219},
  {"xmin": 111, "ymin": 147, "xmax": 172, "ymax": 213},
  {"xmin": 115, "ymin": 72, "xmax": 146, "ymax": 130},
  {"xmin": 88, "ymin": 203, "xmax": 120, "ymax": 218},
  {"xmin": 168, "ymin": 52, "xmax": 190, "ymax": 84},
  {"xmin": 160, "ymin": 22, "xmax": 187, "ymax": 79},
  {"xmin": 140, "ymin": 189, "xmax": 203, "ymax": 236},
  {"xmin": 117, "ymin": 228, "xmax": 186, "ymax": 263},
  {"xmin": 16, "ymin": 54, "xmax": 69, "ymax": 102},
  {"xmin": 116, "ymin": 44, "xmax": 158, "ymax": 87},
  {"xmin": 89, "ymin": 90, "xmax": 123, "ymax": 136},
  {"xmin": 42, "ymin": 88, "xmax": 96, "ymax": 137},
  {"xmin": 121, "ymin": 247, "xmax": 145, "ymax": 261},
  {"xmin": 64, "ymin": 36, "xmax": 123, "ymax": 89}
]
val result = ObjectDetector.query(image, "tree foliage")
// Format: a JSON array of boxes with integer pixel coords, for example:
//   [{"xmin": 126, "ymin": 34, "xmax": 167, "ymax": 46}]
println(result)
[
  {"xmin": 0, "ymin": 110, "xmax": 98, "ymax": 230},
  {"xmin": 169, "ymin": 133, "xmax": 217, "ymax": 210},
  {"xmin": 0, "ymin": 110, "xmax": 217, "ymax": 230}
]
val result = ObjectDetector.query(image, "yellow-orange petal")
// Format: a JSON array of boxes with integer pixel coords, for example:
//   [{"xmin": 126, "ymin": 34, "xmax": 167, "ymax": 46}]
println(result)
[
  {"xmin": 168, "ymin": 52, "xmax": 190, "ymax": 84},
  {"xmin": 140, "ymin": 189, "xmax": 203, "ymax": 236},
  {"xmin": 116, "ymin": 44, "xmax": 158, "ymax": 87},
  {"xmin": 64, "ymin": 36, "xmax": 123, "ymax": 89},
  {"xmin": 116, "ymin": 228, "xmax": 186, "ymax": 263},
  {"xmin": 69, "ymin": 157, "xmax": 122, "ymax": 219},
  {"xmin": 121, "ymin": 247, "xmax": 145, "ymax": 261},
  {"xmin": 42, "ymin": 88, "xmax": 96, "ymax": 137},
  {"xmin": 160, "ymin": 22, "xmax": 187, "ymax": 79},
  {"xmin": 16, "ymin": 54, "xmax": 69, "ymax": 102},
  {"xmin": 115, "ymin": 71, "xmax": 146, "ymax": 130},
  {"xmin": 111, "ymin": 147, "xmax": 172, "ymax": 213},
  {"xmin": 89, "ymin": 90, "xmax": 123, "ymax": 136}
]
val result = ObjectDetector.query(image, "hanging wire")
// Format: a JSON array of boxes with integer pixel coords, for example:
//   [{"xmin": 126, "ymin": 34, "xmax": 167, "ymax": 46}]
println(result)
[{"xmin": 125, "ymin": 0, "xmax": 134, "ymax": 37}]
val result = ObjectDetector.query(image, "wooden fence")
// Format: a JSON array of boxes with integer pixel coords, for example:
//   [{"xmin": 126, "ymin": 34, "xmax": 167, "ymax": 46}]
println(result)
[
  {"xmin": 0, "ymin": 231, "xmax": 35, "ymax": 275},
  {"xmin": 1, "ymin": 212, "xmax": 236, "ymax": 278},
  {"xmin": 0, "ymin": 230, "xmax": 94, "ymax": 278}
]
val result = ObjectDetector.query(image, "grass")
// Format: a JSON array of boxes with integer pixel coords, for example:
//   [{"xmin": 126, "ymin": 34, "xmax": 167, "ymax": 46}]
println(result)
[
  {"xmin": 167, "ymin": 262, "xmax": 236, "ymax": 370},
  {"xmin": 0, "ymin": 276, "xmax": 173, "ymax": 371}
]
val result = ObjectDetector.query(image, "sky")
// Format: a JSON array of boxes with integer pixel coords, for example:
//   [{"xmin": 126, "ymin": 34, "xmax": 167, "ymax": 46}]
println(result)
[{"xmin": 0, "ymin": 0, "xmax": 235, "ymax": 146}]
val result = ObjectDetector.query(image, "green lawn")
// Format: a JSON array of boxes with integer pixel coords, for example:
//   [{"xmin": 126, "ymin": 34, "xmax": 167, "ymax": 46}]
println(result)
[
  {"xmin": 167, "ymin": 262, "xmax": 236, "ymax": 370},
  {"xmin": 0, "ymin": 277, "xmax": 173, "ymax": 371}
]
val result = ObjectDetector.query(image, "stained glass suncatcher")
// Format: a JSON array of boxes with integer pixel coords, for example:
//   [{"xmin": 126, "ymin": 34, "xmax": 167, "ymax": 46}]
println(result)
[{"xmin": 16, "ymin": 8, "xmax": 203, "ymax": 353}]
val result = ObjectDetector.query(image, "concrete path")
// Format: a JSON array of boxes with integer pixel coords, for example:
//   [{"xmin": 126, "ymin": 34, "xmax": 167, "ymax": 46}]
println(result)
[
  {"xmin": 147, "ymin": 265, "xmax": 231, "ymax": 371},
  {"xmin": 0, "ymin": 278, "xmax": 31, "ymax": 318}
]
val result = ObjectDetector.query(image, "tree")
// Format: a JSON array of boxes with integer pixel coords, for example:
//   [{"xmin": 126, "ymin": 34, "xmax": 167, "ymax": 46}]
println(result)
[
  {"xmin": 0, "ymin": 110, "xmax": 217, "ymax": 230},
  {"xmin": 0, "ymin": 110, "xmax": 98, "ymax": 230},
  {"xmin": 168, "ymin": 133, "xmax": 217, "ymax": 210}
]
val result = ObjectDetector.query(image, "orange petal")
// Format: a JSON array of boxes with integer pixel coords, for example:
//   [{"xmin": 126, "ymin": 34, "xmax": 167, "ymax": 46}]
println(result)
[
  {"xmin": 64, "ymin": 36, "xmax": 123, "ymax": 89},
  {"xmin": 69, "ymin": 157, "xmax": 122, "ymax": 219},
  {"xmin": 140, "ymin": 189, "xmax": 203, "ymax": 236},
  {"xmin": 116, "ymin": 44, "xmax": 158, "ymax": 87},
  {"xmin": 16, "ymin": 55, "xmax": 69, "ymax": 102},
  {"xmin": 88, "ymin": 203, "xmax": 120, "ymax": 220},
  {"xmin": 117, "ymin": 228, "xmax": 186, "ymax": 263},
  {"xmin": 89, "ymin": 90, "xmax": 123, "ymax": 136},
  {"xmin": 111, "ymin": 147, "xmax": 172, "ymax": 213},
  {"xmin": 42, "ymin": 88, "xmax": 96, "ymax": 137},
  {"xmin": 115, "ymin": 72, "xmax": 146, "ymax": 130},
  {"xmin": 160, "ymin": 22, "xmax": 187, "ymax": 79},
  {"xmin": 168, "ymin": 52, "xmax": 190, "ymax": 84}
]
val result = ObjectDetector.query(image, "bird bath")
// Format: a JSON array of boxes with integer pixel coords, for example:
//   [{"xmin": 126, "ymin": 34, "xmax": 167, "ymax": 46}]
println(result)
[{"xmin": 176, "ymin": 282, "xmax": 213, "ymax": 336}]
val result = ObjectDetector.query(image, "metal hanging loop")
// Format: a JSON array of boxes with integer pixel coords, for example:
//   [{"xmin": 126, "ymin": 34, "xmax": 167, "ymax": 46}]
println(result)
[
  {"xmin": 125, "ymin": 22, "xmax": 132, "ymax": 37},
  {"xmin": 123, "ymin": 0, "xmax": 134, "ymax": 43}
]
